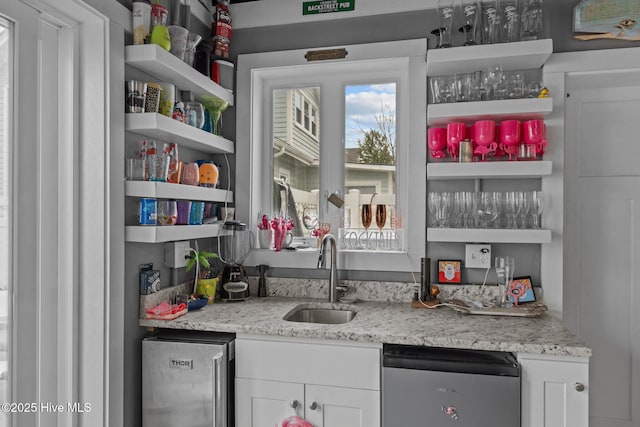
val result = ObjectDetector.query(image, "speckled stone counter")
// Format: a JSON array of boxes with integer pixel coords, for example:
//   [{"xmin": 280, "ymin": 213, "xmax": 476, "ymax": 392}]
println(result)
[{"xmin": 139, "ymin": 295, "xmax": 591, "ymax": 358}]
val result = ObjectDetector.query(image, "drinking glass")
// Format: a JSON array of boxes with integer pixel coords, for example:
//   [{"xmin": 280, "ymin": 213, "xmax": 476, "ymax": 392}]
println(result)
[
  {"xmin": 430, "ymin": 76, "xmax": 455, "ymax": 104},
  {"xmin": 520, "ymin": 0, "xmax": 543, "ymax": 41},
  {"xmin": 428, "ymin": 127, "xmax": 448, "ymax": 161},
  {"xmin": 481, "ymin": 0, "xmax": 501, "ymax": 44},
  {"xmin": 447, "ymin": 122, "xmax": 467, "ymax": 159},
  {"xmin": 428, "ymin": 193, "xmax": 439, "ymax": 227},
  {"xmin": 504, "ymin": 191, "xmax": 521, "ymax": 229},
  {"xmin": 361, "ymin": 204, "xmax": 373, "ymax": 231},
  {"xmin": 495, "ymin": 256, "xmax": 515, "ymax": 307},
  {"xmin": 375, "ymin": 204, "xmax": 387, "ymax": 232},
  {"xmin": 469, "ymin": 70, "xmax": 486, "ymax": 102},
  {"xmin": 484, "ymin": 65, "xmax": 503, "ymax": 100},
  {"xmin": 435, "ymin": 192, "xmax": 452, "ymax": 227},
  {"xmin": 500, "ymin": 0, "xmax": 520, "ymax": 43},
  {"xmin": 184, "ymin": 101, "xmax": 205, "ymax": 129},
  {"xmin": 532, "ymin": 190, "xmax": 543, "ymax": 228},
  {"xmin": 507, "ymin": 72, "xmax": 525, "ymax": 99},
  {"xmin": 157, "ymin": 200, "xmax": 177, "ymax": 226},
  {"xmin": 491, "ymin": 192, "xmax": 504, "ymax": 228},
  {"xmin": 437, "ymin": 0, "xmax": 456, "ymax": 48},
  {"xmin": 474, "ymin": 192, "xmax": 499, "ymax": 228},
  {"xmin": 302, "ymin": 206, "xmax": 319, "ymax": 230},
  {"xmin": 462, "ymin": 191, "xmax": 475, "ymax": 228},
  {"xmin": 459, "ymin": 0, "xmax": 481, "ymax": 46},
  {"xmin": 519, "ymin": 190, "xmax": 532, "ymax": 228},
  {"xmin": 454, "ymin": 73, "xmax": 472, "ymax": 102}
]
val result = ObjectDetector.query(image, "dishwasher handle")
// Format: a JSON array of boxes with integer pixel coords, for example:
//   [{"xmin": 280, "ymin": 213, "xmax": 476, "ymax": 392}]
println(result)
[{"xmin": 212, "ymin": 352, "xmax": 223, "ymax": 427}]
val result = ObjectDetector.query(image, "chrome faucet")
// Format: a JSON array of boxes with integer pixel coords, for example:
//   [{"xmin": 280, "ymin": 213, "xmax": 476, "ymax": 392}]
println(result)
[{"xmin": 317, "ymin": 234, "xmax": 344, "ymax": 303}]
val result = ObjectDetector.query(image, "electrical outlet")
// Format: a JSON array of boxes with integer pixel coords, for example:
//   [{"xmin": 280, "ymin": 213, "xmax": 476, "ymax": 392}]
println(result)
[
  {"xmin": 465, "ymin": 244, "xmax": 492, "ymax": 269},
  {"xmin": 164, "ymin": 241, "xmax": 191, "ymax": 268}
]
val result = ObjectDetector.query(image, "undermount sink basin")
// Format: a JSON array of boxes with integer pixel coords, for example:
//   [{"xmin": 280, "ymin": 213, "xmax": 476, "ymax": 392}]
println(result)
[{"xmin": 283, "ymin": 305, "xmax": 357, "ymax": 324}]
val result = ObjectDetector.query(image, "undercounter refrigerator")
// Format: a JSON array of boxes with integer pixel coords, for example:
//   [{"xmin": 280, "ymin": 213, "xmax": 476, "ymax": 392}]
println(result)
[{"xmin": 142, "ymin": 330, "xmax": 235, "ymax": 427}]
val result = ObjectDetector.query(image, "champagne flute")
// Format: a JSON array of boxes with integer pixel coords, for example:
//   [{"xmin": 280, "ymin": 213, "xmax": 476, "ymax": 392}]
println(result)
[{"xmin": 361, "ymin": 204, "xmax": 373, "ymax": 232}]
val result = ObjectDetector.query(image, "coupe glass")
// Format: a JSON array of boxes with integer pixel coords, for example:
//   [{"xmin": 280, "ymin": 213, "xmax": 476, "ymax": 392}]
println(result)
[{"xmin": 436, "ymin": 0, "xmax": 456, "ymax": 48}]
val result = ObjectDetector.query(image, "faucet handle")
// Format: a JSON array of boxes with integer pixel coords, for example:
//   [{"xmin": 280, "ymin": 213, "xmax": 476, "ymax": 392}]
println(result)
[{"xmin": 335, "ymin": 285, "xmax": 348, "ymax": 293}]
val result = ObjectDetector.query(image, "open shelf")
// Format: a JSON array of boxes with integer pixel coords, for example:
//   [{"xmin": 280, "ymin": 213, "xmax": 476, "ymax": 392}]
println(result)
[
  {"xmin": 427, "ymin": 97, "xmax": 553, "ymax": 126},
  {"xmin": 125, "ymin": 181, "xmax": 233, "ymax": 202},
  {"xmin": 125, "ymin": 223, "xmax": 230, "ymax": 243},
  {"xmin": 125, "ymin": 44, "xmax": 234, "ymax": 106},
  {"xmin": 427, "ymin": 227, "xmax": 552, "ymax": 244},
  {"xmin": 427, "ymin": 160, "xmax": 552, "ymax": 180},
  {"xmin": 426, "ymin": 39, "xmax": 553, "ymax": 76},
  {"xmin": 125, "ymin": 113, "xmax": 234, "ymax": 154}
]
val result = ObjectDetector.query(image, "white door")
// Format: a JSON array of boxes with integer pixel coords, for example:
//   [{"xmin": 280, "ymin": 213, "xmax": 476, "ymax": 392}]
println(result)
[
  {"xmin": 564, "ymin": 70, "xmax": 640, "ymax": 427},
  {"xmin": 304, "ymin": 384, "xmax": 380, "ymax": 427},
  {"xmin": 236, "ymin": 378, "xmax": 305, "ymax": 427},
  {"xmin": 520, "ymin": 355, "xmax": 589, "ymax": 427}
]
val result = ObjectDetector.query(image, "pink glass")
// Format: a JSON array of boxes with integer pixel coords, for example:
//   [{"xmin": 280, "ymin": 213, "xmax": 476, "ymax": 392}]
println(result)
[
  {"xmin": 427, "ymin": 127, "xmax": 447, "ymax": 161},
  {"xmin": 474, "ymin": 120, "xmax": 498, "ymax": 161},
  {"xmin": 499, "ymin": 120, "xmax": 522, "ymax": 160},
  {"xmin": 446, "ymin": 123, "xmax": 467, "ymax": 159},
  {"xmin": 523, "ymin": 119, "xmax": 547, "ymax": 157}
]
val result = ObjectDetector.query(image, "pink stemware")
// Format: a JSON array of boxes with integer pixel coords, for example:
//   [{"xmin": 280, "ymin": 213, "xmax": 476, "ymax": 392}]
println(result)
[
  {"xmin": 523, "ymin": 119, "xmax": 547, "ymax": 157},
  {"xmin": 499, "ymin": 120, "xmax": 522, "ymax": 160},
  {"xmin": 474, "ymin": 120, "xmax": 497, "ymax": 161},
  {"xmin": 427, "ymin": 127, "xmax": 447, "ymax": 161},
  {"xmin": 446, "ymin": 122, "xmax": 467, "ymax": 159}
]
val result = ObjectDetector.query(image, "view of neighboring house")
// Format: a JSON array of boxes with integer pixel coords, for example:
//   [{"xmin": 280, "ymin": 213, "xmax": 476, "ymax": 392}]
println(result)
[{"xmin": 272, "ymin": 87, "xmax": 396, "ymax": 234}]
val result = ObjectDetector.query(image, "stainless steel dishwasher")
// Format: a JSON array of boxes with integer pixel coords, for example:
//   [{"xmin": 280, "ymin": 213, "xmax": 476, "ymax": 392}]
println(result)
[{"xmin": 383, "ymin": 344, "xmax": 520, "ymax": 426}]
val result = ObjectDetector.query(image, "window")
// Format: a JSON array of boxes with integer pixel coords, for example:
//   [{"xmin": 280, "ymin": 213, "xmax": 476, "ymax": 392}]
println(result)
[{"xmin": 236, "ymin": 39, "xmax": 426, "ymax": 272}]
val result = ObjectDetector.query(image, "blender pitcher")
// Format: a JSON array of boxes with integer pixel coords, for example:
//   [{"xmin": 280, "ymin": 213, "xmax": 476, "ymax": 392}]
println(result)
[{"xmin": 219, "ymin": 220, "xmax": 251, "ymax": 301}]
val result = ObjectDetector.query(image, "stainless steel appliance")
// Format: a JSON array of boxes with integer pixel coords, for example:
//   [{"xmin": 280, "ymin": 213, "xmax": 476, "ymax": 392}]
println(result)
[
  {"xmin": 383, "ymin": 344, "xmax": 520, "ymax": 426},
  {"xmin": 219, "ymin": 220, "xmax": 251, "ymax": 301},
  {"xmin": 142, "ymin": 330, "xmax": 235, "ymax": 427}
]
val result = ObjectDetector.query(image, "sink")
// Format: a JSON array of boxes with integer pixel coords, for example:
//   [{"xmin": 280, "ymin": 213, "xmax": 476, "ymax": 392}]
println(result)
[{"xmin": 283, "ymin": 305, "xmax": 357, "ymax": 324}]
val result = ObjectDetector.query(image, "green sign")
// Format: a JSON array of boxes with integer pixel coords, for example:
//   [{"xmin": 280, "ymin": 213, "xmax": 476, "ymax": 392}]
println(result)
[{"xmin": 303, "ymin": 0, "xmax": 355, "ymax": 15}]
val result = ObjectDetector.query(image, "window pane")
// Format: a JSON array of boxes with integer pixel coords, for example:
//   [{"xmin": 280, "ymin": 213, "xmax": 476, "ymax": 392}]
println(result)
[
  {"xmin": 273, "ymin": 88, "xmax": 320, "ymax": 237},
  {"xmin": 344, "ymin": 83, "xmax": 397, "ymax": 248},
  {"xmin": 0, "ymin": 18, "xmax": 10, "ymax": 423}
]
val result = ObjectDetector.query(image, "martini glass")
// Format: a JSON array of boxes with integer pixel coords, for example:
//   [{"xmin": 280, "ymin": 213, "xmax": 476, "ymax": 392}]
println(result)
[{"xmin": 201, "ymin": 95, "xmax": 229, "ymax": 136}]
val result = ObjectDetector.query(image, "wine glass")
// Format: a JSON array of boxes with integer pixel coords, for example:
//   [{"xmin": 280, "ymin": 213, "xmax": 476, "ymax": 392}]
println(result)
[{"xmin": 474, "ymin": 192, "xmax": 499, "ymax": 228}]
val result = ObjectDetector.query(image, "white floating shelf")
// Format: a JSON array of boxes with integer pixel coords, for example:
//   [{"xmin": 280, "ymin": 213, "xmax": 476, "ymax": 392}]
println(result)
[
  {"xmin": 125, "ymin": 181, "xmax": 233, "ymax": 202},
  {"xmin": 427, "ymin": 227, "xmax": 552, "ymax": 244},
  {"xmin": 125, "ymin": 44, "xmax": 234, "ymax": 106},
  {"xmin": 125, "ymin": 223, "xmax": 230, "ymax": 243},
  {"xmin": 427, "ymin": 97, "xmax": 553, "ymax": 126},
  {"xmin": 426, "ymin": 39, "xmax": 553, "ymax": 76},
  {"xmin": 427, "ymin": 160, "xmax": 552, "ymax": 180},
  {"xmin": 125, "ymin": 113, "xmax": 234, "ymax": 154}
]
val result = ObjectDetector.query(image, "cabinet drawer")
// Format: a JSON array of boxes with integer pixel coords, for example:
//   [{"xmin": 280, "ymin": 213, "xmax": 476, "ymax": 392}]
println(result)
[{"xmin": 236, "ymin": 336, "xmax": 381, "ymax": 390}]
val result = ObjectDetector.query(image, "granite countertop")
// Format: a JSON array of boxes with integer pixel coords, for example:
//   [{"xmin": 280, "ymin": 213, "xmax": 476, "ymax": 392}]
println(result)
[{"xmin": 139, "ymin": 295, "xmax": 591, "ymax": 358}]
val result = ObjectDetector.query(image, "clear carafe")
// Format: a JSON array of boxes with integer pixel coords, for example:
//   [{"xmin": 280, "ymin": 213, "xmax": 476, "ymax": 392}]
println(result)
[{"xmin": 221, "ymin": 221, "xmax": 251, "ymax": 265}]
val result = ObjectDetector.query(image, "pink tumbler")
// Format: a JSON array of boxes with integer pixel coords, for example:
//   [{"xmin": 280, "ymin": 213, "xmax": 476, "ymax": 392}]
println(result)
[
  {"xmin": 427, "ymin": 127, "xmax": 447, "ymax": 161},
  {"xmin": 500, "ymin": 120, "xmax": 522, "ymax": 160}
]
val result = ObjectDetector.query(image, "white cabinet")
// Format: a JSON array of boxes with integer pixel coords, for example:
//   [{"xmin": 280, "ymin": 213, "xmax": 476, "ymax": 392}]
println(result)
[
  {"xmin": 235, "ymin": 336, "xmax": 381, "ymax": 427},
  {"xmin": 236, "ymin": 379, "xmax": 378, "ymax": 427},
  {"xmin": 124, "ymin": 44, "xmax": 234, "ymax": 243},
  {"xmin": 519, "ymin": 354, "xmax": 589, "ymax": 427}
]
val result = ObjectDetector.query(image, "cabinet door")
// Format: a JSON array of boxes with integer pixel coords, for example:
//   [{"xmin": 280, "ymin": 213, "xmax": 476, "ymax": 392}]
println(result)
[
  {"xmin": 304, "ymin": 384, "xmax": 380, "ymax": 427},
  {"xmin": 235, "ymin": 378, "xmax": 304, "ymax": 427},
  {"xmin": 520, "ymin": 357, "xmax": 589, "ymax": 427}
]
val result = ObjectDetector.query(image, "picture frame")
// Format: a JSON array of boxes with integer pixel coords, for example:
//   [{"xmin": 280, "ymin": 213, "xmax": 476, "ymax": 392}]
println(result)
[
  {"xmin": 509, "ymin": 276, "xmax": 536, "ymax": 304},
  {"xmin": 437, "ymin": 259, "xmax": 462, "ymax": 284}
]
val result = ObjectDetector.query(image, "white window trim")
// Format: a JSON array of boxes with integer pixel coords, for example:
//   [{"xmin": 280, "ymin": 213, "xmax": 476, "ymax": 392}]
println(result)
[{"xmin": 236, "ymin": 39, "xmax": 426, "ymax": 273}]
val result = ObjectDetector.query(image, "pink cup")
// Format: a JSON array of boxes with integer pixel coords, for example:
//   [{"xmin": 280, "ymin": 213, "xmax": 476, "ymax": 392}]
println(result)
[
  {"xmin": 474, "ymin": 120, "xmax": 496, "ymax": 147},
  {"xmin": 500, "ymin": 120, "xmax": 522, "ymax": 146},
  {"xmin": 446, "ymin": 123, "xmax": 467, "ymax": 159},
  {"xmin": 523, "ymin": 119, "xmax": 545, "ymax": 145},
  {"xmin": 427, "ymin": 127, "xmax": 448, "ymax": 161}
]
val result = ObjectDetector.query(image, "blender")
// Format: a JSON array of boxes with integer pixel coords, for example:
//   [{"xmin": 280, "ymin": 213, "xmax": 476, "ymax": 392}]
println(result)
[{"xmin": 219, "ymin": 220, "xmax": 251, "ymax": 301}]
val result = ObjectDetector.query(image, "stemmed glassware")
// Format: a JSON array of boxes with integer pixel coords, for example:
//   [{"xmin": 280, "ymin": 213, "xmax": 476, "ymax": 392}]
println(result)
[
  {"xmin": 485, "ymin": 65, "xmax": 503, "ymax": 101},
  {"xmin": 361, "ymin": 204, "xmax": 373, "ymax": 232},
  {"xmin": 201, "ymin": 95, "xmax": 229, "ymax": 136},
  {"xmin": 504, "ymin": 191, "xmax": 521, "ymax": 229},
  {"xmin": 474, "ymin": 192, "xmax": 499, "ymax": 228},
  {"xmin": 302, "ymin": 206, "xmax": 319, "ymax": 231},
  {"xmin": 531, "ymin": 190, "xmax": 543, "ymax": 228},
  {"xmin": 519, "ymin": 191, "xmax": 532, "ymax": 228}
]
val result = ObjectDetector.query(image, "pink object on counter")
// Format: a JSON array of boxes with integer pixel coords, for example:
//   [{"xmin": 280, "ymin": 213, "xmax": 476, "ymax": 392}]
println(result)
[{"xmin": 280, "ymin": 415, "xmax": 315, "ymax": 427}]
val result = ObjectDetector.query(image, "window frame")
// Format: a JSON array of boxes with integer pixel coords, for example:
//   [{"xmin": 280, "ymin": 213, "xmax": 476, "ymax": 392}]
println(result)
[{"xmin": 236, "ymin": 39, "xmax": 426, "ymax": 273}]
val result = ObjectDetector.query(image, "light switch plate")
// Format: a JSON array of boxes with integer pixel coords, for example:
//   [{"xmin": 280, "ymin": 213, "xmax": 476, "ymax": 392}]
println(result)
[
  {"xmin": 465, "ymin": 244, "xmax": 492, "ymax": 269},
  {"xmin": 164, "ymin": 241, "xmax": 191, "ymax": 268}
]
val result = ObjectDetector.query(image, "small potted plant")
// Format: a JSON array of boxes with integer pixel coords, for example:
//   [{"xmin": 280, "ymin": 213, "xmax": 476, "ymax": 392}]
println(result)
[{"xmin": 186, "ymin": 248, "xmax": 219, "ymax": 304}]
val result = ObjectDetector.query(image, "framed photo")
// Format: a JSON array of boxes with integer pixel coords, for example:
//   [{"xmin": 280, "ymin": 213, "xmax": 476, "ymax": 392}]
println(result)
[
  {"xmin": 510, "ymin": 276, "xmax": 536, "ymax": 304},
  {"xmin": 438, "ymin": 260, "xmax": 462, "ymax": 284}
]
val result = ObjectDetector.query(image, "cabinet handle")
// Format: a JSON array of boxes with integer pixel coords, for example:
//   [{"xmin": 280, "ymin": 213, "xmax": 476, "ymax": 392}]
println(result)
[
  {"xmin": 309, "ymin": 401, "xmax": 318, "ymax": 410},
  {"xmin": 290, "ymin": 400, "xmax": 299, "ymax": 409},
  {"xmin": 574, "ymin": 382, "xmax": 585, "ymax": 392}
]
